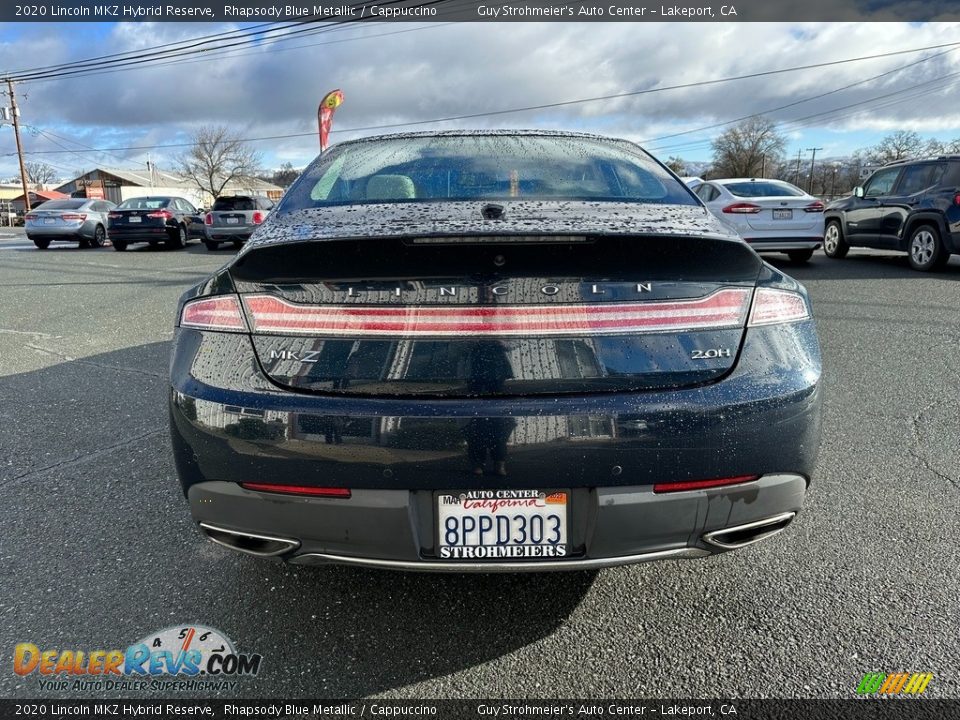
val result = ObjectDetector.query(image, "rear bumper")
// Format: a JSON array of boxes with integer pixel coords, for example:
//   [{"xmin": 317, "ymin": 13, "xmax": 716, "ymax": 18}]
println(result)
[
  {"xmin": 189, "ymin": 473, "xmax": 806, "ymax": 571},
  {"xmin": 26, "ymin": 227, "xmax": 89, "ymax": 240},
  {"xmin": 743, "ymin": 237, "xmax": 823, "ymax": 251},
  {"xmin": 205, "ymin": 227, "xmax": 254, "ymax": 242},
  {"xmin": 108, "ymin": 227, "xmax": 170, "ymax": 243}
]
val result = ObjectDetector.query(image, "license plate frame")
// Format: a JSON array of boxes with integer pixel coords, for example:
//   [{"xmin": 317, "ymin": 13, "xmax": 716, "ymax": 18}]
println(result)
[
  {"xmin": 435, "ymin": 489, "xmax": 569, "ymax": 561},
  {"xmin": 128, "ymin": 216, "xmax": 142, "ymax": 223},
  {"xmin": 772, "ymin": 209, "xmax": 793, "ymax": 220}
]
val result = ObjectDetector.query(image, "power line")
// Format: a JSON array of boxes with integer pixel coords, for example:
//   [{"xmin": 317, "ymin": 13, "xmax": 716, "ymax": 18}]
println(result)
[{"xmin": 7, "ymin": 38, "xmax": 960, "ymax": 160}]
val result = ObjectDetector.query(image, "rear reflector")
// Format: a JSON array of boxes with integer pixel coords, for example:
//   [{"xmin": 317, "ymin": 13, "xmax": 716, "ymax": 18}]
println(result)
[
  {"xmin": 722, "ymin": 203, "xmax": 762, "ymax": 214},
  {"xmin": 653, "ymin": 475, "xmax": 759, "ymax": 493},
  {"xmin": 241, "ymin": 482, "xmax": 351, "ymax": 498},
  {"xmin": 242, "ymin": 289, "xmax": 752, "ymax": 338},
  {"xmin": 748, "ymin": 288, "xmax": 810, "ymax": 327},
  {"xmin": 180, "ymin": 296, "xmax": 246, "ymax": 331}
]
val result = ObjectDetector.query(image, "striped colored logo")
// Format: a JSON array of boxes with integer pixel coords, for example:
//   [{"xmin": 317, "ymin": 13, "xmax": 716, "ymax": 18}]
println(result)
[{"xmin": 856, "ymin": 672, "xmax": 933, "ymax": 695}]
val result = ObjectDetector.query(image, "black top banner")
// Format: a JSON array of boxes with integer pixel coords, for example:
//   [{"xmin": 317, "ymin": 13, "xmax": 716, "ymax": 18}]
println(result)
[
  {"xmin": 4, "ymin": 0, "xmax": 960, "ymax": 22},
  {"xmin": 4, "ymin": 700, "xmax": 960, "ymax": 720}
]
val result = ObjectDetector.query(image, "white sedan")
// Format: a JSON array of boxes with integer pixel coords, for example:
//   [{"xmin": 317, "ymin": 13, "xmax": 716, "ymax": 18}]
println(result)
[{"xmin": 691, "ymin": 178, "xmax": 824, "ymax": 262}]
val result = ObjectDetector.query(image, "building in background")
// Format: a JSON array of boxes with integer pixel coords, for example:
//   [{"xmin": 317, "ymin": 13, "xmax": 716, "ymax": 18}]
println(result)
[{"xmin": 55, "ymin": 168, "xmax": 283, "ymax": 208}]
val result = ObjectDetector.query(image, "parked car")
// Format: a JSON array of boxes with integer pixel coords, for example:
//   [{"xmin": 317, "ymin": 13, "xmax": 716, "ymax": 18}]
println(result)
[
  {"xmin": 681, "ymin": 176, "xmax": 704, "ymax": 191},
  {"xmin": 694, "ymin": 178, "xmax": 825, "ymax": 262},
  {"xmin": 107, "ymin": 196, "xmax": 205, "ymax": 251},
  {"xmin": 170, "ymin": 130, "xmax": 822, "ymax": 572},
  {"xmin": 824, "ymin": 156, "xmax": 960, "ymax": 271},
  {"xmin": 203, "ymin": 195, "xmax": 273, "ymax": 251},
  {"xmin": 25, "ymin": 198, "xmax": 116, "ymax": 249}
]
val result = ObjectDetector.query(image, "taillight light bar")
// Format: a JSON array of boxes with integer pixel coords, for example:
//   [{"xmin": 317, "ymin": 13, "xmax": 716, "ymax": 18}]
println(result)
[
  {"xmin": 747, "ymin": 288, "xmax": 810, "ymax": 327},
  {"xmin": 654, "ymin": 475, "xmax": 759, "ymax": 493},
  {"xmin": 24, "ymin": 213, "xmax": 37, "ymax": 221},
  {"xmin": 241, "ymin": 482, "xmax": 351, "ymax": 498},
  {"xmin": 803, "ymin": 201, "xmax": 825, "ymax": 213},
  {"xmin": 179, "ymin": 296, "xmax": 246, "ymax": 331},
  {"xmin": 146, "ymin": 209, "xmax": 174, "ymax": 220},
  {"xmin": 241, "ymin": 289, "xmax": 753, "ymax": 338},
  {"xmin": 108, "ymin": 212, "xmax": 122, "ymax": 219},
  {"xmin": 60, "ymin": 213, "xmax": 87, "ymax": 221},
  {"xmin": 722, "ymin": 203, "xmax": 762, "ymax": 214}
]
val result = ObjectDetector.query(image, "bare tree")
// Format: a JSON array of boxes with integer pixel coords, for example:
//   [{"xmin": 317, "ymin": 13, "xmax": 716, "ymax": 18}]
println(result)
[
  {"xmin": 867, "ymin": 130, "xmax": 924, "ymax": 164},
  {"xmin": 271, "ymin": 162, "xmax": 300, "ymax": 188},
  {"xmin": 176, "ymin": 125, "xmax": 262, "ymax": 200},
  {"xmin": 24, "ymin": 161, "xmax": 58, "ymax": 187},
  {"xmin": 664, "ymin": 156, "xmax": 686, "ymax": 175},
  {"xmin": 710, "ymin": 117, "xmax": 786, "ymax": 178}
]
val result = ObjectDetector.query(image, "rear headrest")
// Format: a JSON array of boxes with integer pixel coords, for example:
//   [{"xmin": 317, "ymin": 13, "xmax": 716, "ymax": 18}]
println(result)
[{"xmin": 366, "ymin": 174, "xmax": 416, "ymax": 201}]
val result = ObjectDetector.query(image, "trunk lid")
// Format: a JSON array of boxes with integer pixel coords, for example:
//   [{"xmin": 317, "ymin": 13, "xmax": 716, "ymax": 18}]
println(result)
[{"xmin": 229, "ymin": 209, "xmax": 761, "ymax": 397}]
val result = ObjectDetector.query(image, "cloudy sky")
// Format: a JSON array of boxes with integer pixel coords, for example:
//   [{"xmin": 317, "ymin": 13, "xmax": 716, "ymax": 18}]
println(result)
[{"xmin": 0, "ymin": 20, "xmax": 959, "ymax": 181}]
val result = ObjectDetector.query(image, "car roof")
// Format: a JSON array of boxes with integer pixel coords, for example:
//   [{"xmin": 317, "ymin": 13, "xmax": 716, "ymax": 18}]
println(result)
[
  {"xmin": 331, "ymin": 128, "xmax": 640, "ymax": 150},
  {"xmin": 712, "ymin": 178, "xmax": 796, "ymax": 185}
]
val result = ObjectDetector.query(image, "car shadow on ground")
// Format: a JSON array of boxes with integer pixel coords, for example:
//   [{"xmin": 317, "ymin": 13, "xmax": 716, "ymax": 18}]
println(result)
[
  {"xmin": 764, "ymin": 250, "xmax": 960, "ymax": 280},
  {"xmin": 0, "ymin": 341, "xmax": 598, "ymax": 699}
]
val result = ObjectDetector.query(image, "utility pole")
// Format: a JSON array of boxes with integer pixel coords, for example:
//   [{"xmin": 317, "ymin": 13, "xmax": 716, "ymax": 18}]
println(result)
[
  {"xmin": 6, "ymin": 79, "xmax": 30, "ymax": 213},
  {"xmin": 793, "ymin": 149, "xmax": 802, "ymax": 185},
  {"xmin": 807, "ymin": 147, "xmax": 823, "ymax": 194}
]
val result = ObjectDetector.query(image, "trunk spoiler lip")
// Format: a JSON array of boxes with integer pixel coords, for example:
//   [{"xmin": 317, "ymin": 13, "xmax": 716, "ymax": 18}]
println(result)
[{"xmin": 237, "ymin": 201, "xmax": 741, "ymax": 256}]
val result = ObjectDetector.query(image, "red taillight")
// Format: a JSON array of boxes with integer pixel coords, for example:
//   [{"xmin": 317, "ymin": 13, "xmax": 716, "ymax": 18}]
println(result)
[
  {"xmin": 722, "ymin": 202, "xmax": 762, "ymax": 214},
  {"xmin": 803, "ymin": 201, "xmax": 825, "ymax": 213},
  {"xmin": 252, "ymin": 211, "xmax": 264, "ymax": 224},
  {"xmin": 242, "ymin": 289, "xmax": 752, "ymax": 338},
  {"xmin": 60, "ymin": 213, "xmax": 87, "ymax": 221},
  {"xmin": 204, "ymin": 213, "xmax": 213, "ymax": 226},
  {"xmin": 954, "ymin": 193, "xmax": 960, "ymax": 206},
  {"xmin": 24, "ymin": 213, "xmax": 37, "ymax": 221},
  {"xmin": 179, "ymin": 296, "xmax": 246, "ymax": 331},
  {"xmin": 748, "ymin": 288, "xmax": 810, "ymax": 327},
  {"xmin": 146, "ymin": 209, "xmax": 174, "ymax": 220},
  {"xmin": 108, "ymin": 212, "xmax": 122, "ymax": 219},
  {"xmin": 241, "ymin": 482, "xmax": 351, "ymax": 498},
  {"xmin": 654, "ymin": 475, "xmax": 759, "ymax": 493}
]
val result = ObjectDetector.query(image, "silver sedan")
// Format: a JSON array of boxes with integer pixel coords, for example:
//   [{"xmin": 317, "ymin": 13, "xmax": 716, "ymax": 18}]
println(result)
[{"xmin": 25, "ymin": 198, "xmax": 116, "ymax": 249}]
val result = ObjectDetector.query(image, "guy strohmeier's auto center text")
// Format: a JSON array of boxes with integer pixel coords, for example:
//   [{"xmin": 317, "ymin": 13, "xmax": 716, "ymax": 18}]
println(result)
[{"xmin": 15, "ymin": 2, "xmax": 736, "ymax": 19}]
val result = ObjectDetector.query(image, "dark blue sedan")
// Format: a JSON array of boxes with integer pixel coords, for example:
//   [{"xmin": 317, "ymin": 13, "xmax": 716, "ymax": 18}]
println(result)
[{"xmin": 169, "ymin": 130, "xmax": 822, "ymax": 571}]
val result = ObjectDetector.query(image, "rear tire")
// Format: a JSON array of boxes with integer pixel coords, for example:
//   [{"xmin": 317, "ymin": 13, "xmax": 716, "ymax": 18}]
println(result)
[
  {"xmin": 33, "ymin": 238, "xmax": 50, "ymax": 249},
  {"xmin": 112, "ymin": 240, "xmax": 127, "ymax": 252},
  {"xmin": 88, "ymin": 225, "xmax": 106, "ymax": 248},
  {"xmin": 787, "ymin": 249, "xmax": 814, "ymax": 262},
  {"xmin": 167, "ymin": 225, "xmax": 186, "ymax": 249},
  {"xmin": 204, "ymin": 240, "xmax": 219, "ymax": 251},
  {"xmin": 908, "ymin": 224, "xmax": 949, "ymax": 272},
  {"xmin": 823, "ymin": 220, "xmax": 849, "ymax": 259},
  {"xmin": 78, "ymin": 238, "xmax": 90, "ymax": 249}
]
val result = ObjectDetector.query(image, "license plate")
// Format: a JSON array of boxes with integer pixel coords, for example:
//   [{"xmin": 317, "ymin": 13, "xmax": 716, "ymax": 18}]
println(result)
[
  {"xmin": 437, "ymin": 490, "xmax": 568, "ymax": 560},
  {"xmin": 772, "ymin": 209, "xmax": 793, "ymax": 220},
  {"xmin": 43, "ymin": 218, "xmax": 55, "ymax": 224},
  {"xmin": 128, "ymin": 216, "xmax": 141, "ymax": 223},
  {"xmin": 225, "ymin": 217, "xmax": 239, "ymax": 224}
]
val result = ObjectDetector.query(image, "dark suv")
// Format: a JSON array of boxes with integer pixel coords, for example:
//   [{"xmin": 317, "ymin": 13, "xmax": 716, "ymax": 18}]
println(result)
[{"xmin": 823, "ymin": 156, "xmax": 960, "ymax": 271}]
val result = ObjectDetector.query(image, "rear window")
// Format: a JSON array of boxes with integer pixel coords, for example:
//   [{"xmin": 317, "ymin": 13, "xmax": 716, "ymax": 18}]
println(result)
[
  {"xmin": 117, "ymin": 198, "xmax": 170, "ymax": 210},
  {"xmin": 213, "ymin": 197, "xmax": 257, "ymax": 211},
  {"xmin": 279, "ymin": 134, "xmax": 697, "ymax": 212},
  {"xmin": 33, "ymin": 200, "xmax": 86, "ymax": 210},
  {"xmin": 723, "ymin": 181, "xmax": 805, "ymax": 198}
]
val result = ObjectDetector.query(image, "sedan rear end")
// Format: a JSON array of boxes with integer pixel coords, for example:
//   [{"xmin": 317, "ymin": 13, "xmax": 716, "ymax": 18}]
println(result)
[
  {"xmin": 25, "ymin": 199, "xmax": 112, "ymax": 249},
  {"xmin": 169, "ymin": 131, "xmax": 822, "ymax": 571},
  {"xmin": 698, "ymin": 179, "xmax": 825, "ymax": 261}
]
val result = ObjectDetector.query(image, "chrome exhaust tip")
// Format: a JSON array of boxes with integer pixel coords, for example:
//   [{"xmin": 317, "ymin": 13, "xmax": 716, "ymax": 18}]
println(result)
[
  {"xmin": 199, "ymin": 522, "xmax": 300, "ymax": 557},
  {"xmin": 702, "ymin": 511, "xmax": 796, "ymax": 551}
]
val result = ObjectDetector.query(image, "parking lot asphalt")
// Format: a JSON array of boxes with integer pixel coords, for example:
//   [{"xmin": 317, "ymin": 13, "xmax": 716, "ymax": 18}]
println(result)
[{"xmin": 1, "ymin": 227, "xmax": 958, "ymax": 700}]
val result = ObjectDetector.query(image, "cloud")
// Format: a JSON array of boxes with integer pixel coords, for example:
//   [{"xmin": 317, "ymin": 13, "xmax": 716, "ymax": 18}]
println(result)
[{"xmin": 1, "ymin": 20, "xmax": 959, "ymax": 178}]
